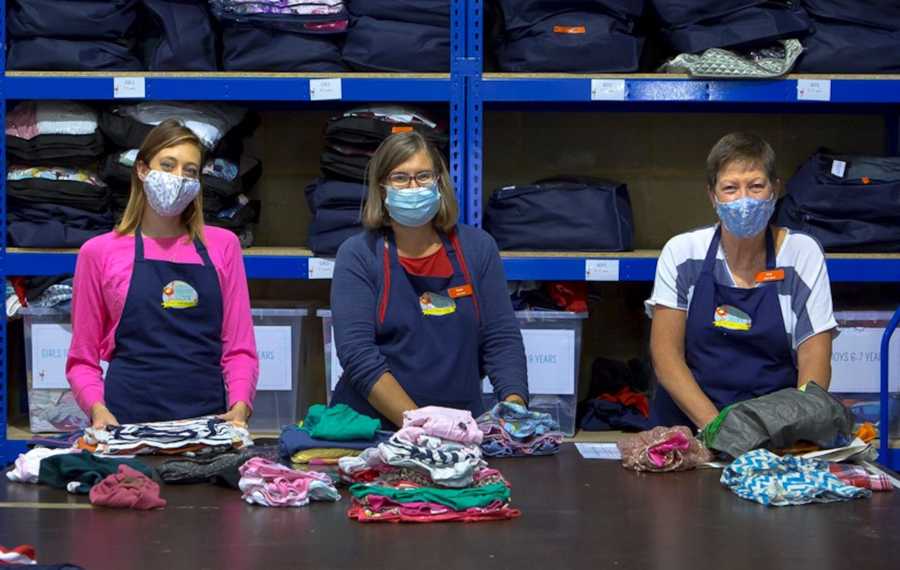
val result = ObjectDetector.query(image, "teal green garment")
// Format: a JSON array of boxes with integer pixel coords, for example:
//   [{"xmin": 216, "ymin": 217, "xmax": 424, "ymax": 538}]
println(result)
[
  {"xmin": 301, "ymin": 404, "xmax": 380, "ymax": 442},
  {"xmin": 350, "ymin": 482, "xmax": 510, "ymax": 511},
  {"xmin": 37, "ymin": 452, "xmax": 156, "ymax": 494}
]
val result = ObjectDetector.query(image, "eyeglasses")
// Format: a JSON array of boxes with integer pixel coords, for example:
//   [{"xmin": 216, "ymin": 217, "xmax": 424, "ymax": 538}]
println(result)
[{"xmin": 386, "ymin": 171, "xmax": 437, "ymax": 188}]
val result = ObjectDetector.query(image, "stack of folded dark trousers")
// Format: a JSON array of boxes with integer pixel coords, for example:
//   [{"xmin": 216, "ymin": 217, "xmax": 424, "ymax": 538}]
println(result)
[
  {"xmin": 650, "ymin": 0, "xmax": 812, "ymax": 55},
  {"xmin": 7, "ymin": 0, "xmax": 143, "ymax": 70},
  {"xmin": 307, "ymin": 106, "xmax": 449, "ymax": 255},
  {"xmin": 210, "ymin": 0, "xmax": 348, "ymax": 71},
  {"xmin": 492, "ymin": 0, "xmax": 646, "ymax": 72},
  {"xmin": 6, "ymin": 102, "xmax": 114, "ymax": 247},
  {"xmin": 139, "ymin": 0, "xmax": 219, "ymax": 70},
  {"xmin": 343, "ymin": 0, "xmax": 450, "ymax": 71},
  {"xmin": 97, "ymin": 102, "xmax": 262, "ymax": 247},
  {"xmin": 794, "ymin": 0, "xmax": 900, "ymax": 72}
]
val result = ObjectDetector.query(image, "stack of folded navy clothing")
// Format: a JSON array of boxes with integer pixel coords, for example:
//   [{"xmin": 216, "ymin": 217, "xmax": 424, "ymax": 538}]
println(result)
[
  {"xmin": 7, "ymin": 0, "xmax": 143, "ymax": 70},
  {"xmin": 578, "ymin": 357, "xmax": 653, "ymax": 432},
  {"xmin": 306, "ymin": 106, "xmax": 448, "ymax": 255},
  {"xmin": 210, "ymin": 0, "xmax": 348, "ymax": 71},
  {"xmin": 140, "ymin": 0, "xmax": 219, "ymax": 70},
  {"xmin": 97, "ymin": 102, "xmax": 262, "ymax": 247},
  {"xmin": 343, "ymin": 0, "xmax": 450, "ymax": 71},
  {"xmin": 6, "ymin": 102, "xmax": 114, "ymax": 247}
]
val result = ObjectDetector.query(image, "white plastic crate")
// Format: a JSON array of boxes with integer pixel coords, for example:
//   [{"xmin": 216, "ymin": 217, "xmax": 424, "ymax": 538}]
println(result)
[
  {"xmin": 21, "ymin": 306, "xmax": 311, "ymax": 433},
  {"xmin": 318, "ymin": 309, "xmax": 587, "ymax": 436}
]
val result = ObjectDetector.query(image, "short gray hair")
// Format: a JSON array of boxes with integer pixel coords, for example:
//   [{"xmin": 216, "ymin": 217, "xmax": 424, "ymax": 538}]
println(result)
[{"xmin": 706, "ymin": 132, "xmax": 777, "ymax": 189}]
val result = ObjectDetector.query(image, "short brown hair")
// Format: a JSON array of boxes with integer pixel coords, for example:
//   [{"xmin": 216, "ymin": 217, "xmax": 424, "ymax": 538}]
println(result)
[
  {"xmin": 361, "ymin": 131, "xmax": 458, "ymax": 233},
  {"xmin": 116, "ymin": 119, "xmax": 206, "ymax": 242},
  {"xmin": 706, "ymin": 132, "xmax": 777, "ymax": 189}
]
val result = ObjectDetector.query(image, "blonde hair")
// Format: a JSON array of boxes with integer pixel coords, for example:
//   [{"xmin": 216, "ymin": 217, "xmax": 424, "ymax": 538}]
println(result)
[
  {"xmin": 116, "ymin": 119, "xmax": 206, "ymax": 242},
  {"xmin": 361, "ymin": 131, "xmax": 458, "ymax": 233}
]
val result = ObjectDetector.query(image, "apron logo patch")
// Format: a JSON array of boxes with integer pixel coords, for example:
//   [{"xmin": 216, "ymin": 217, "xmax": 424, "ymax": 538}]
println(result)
[
  {"xmin": 420, "ymin": 292, "xmax": 456, "ymax": 316},
  {"xmin": 713, "ymin": 304, "xmax": 751, "ymax": 331},
  {"xmin": 162, "ymin": 280, "xmax": 199, "ymax": 309}
]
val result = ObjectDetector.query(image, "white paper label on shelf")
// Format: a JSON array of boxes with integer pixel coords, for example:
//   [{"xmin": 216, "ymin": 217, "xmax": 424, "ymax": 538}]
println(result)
[
  {"xmin": 585, "ymin": 259, "xmax": 620, "ymax": 281},
  {"xmin": 831, "ymin": 160, "xmax": 847, "ymax": 178},
  {"xmin": 797, "ymin": 79, "xmax": 831, "ymax": 102},
  {"xmin": 590, "ymin": 79, "xmax": 626, "ymax": 101},
  {"xmin": 309, "ymin": 78, "xmax": 342, "ymax": 101},
  {"xmin": 254, "ymin": 325, "xmax": 293, "ymax": 391},
  {"xmin": 308, "ymin": 258, "xmax": 335, "ymax": 279},
  {"xmin": 31, "ymin": 324, "xmax": 107, "ymax": 389},
  {"xmin": 575, "ymin": 443, "xmax": 622, "ymax": 460},
  {"xmin": 481, "ymin": 329, "xmax": 576, "ymax": 395},
  {"xmin": 113, "ymin": 77, "xmax": 146, "ymax": 99}
]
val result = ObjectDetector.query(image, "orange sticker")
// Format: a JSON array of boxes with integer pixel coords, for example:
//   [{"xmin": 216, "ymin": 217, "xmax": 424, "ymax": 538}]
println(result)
[
  {"xmin": 862, "ymin": 176, "xmax": 871, "ymax": 185},
  {"xmin": 447, "ymin": 284, "xmax": 474, "ymax": 299},
  {"xmin": 755, "ymin": 269, "xmax": 785, "ymax": 283},
  {"xmin": 553, "ymin": 25, "xmax": 586, "ymax": 34},
  {"xmin": 391, "ymin": 125, "xmax": 414, "ymax": 134}
]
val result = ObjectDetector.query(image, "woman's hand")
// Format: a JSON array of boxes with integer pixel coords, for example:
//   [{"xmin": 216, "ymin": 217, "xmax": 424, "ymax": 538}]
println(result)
[
  {"xmin": 218, "ymin": 401, "xmax": 251, "ymax": 427},
  {"xmin": 90, "ymin": 403, "xmax": 120, "ymax": 430}
]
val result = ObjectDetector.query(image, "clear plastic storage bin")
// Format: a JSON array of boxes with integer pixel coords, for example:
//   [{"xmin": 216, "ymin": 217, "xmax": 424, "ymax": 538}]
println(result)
[
  {"xmin": 20, "ymin": 306, "xmax": 312, "ymax": 434},
  {"xmin": 318, "ymin": 309, "xmax": 587, "ymax": 436}
]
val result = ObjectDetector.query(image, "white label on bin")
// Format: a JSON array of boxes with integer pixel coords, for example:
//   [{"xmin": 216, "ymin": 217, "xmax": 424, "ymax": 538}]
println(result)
[
  {"xmin": 309, "ymin": 258, "xmax": 335, "ymax": 279},
  {"xmin": 797, "ymin": 79, "xmax": 831, "ymax": 102},
  {"xmin": 482, "ymin": 329, "xmax": 576, "ymax": 395},
  {"xmin": 254, "ymin": 325, "xmax": 292, "ymax": 391},
  {"xmin": 114, "ymin": 77, "xmax": 146, "ymax": 99},
  {"xmin": 830, "ymin": 327, "xmax": 900, "ymax": 393},
  {"xmin": 310, "ymin": 78, "xmax": 342, "ymax": 101},
  {"xmin": 585, "ymin": 259, "xmax": 619, "ymax": 281},
  {"xmin": 32, "ymin": 324, "xmax": 107, "ymax": 389},
  {"xmin": 831, "ymin": 160, "xmax": 847, "ymax": 178},
  {"xmin": 590, "ymin": 79, "xmax": 626, "ymax": 101}
]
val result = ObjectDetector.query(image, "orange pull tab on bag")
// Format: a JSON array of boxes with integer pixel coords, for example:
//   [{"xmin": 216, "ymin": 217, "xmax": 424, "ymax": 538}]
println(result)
[
  {"xmin": 448, "ymin": 284, "xmax": 474, "ymax": 299},
  {"xmin": 755, "ymin": 269, "xmax": 785, "ymax": 283},
  {"xmin": 391, "ymin": 125, "xmax": 413, "ymax": 134},
  {"xmin": 553, "ymin": 25, "xmax": 586, "ymax": 34}
]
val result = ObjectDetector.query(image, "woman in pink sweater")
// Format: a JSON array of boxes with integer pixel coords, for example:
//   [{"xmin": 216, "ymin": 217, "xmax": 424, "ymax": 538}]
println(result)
[{"xmin": 66, "ymin": 120, "xmax": 258, "ymax": 429}]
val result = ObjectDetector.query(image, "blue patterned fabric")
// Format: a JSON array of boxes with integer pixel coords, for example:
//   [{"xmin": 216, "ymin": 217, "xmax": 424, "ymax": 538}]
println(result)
[{"xmin": 721, "ymin": 449, "xmax": 870, "ymax": 506}]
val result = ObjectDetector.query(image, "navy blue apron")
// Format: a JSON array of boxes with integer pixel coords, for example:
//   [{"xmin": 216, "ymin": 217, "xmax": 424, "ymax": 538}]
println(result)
[
  {"xmin": 105, "ymin": 227, "xmax": 227, "ymax": 424},
  {"xmin": 331, "ymin": 230, "xmax": 482, "ymax": 427},
  {"xmin": 650, "ymin": 226, "xmax": 796, "ymax": 428}
]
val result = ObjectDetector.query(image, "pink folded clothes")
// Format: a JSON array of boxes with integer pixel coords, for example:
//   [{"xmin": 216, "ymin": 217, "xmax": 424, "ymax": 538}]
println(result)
[
  {"xmin": 617, "ymin": 426, "xmax": 713, "ymax": 472},
  {"xmin": 6, "ymin": 101, "xmax": 38, "ymax": 140},
  {"xmin": 829, "ymin": 464, "xmax": 894, "ymax": 492},
  {"xmin": 238, "ymin": 457, "xmax": 340, "ymax": 508},
  {"xmin": 397, "ymin": 406, "xmax": 483, "ymax": 445},
  {"xmin": 89, "ymin": 465, "xmax": 167, "ymax": 510},
  {"xmin": 349, "ymin": 497, "xmax": 521, "ymax": 523}
]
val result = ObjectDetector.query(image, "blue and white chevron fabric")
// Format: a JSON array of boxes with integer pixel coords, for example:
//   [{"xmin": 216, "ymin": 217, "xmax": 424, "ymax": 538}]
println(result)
[{"xmin": 721, "ymin": 449, "xmax": 870, "ymax": 506}]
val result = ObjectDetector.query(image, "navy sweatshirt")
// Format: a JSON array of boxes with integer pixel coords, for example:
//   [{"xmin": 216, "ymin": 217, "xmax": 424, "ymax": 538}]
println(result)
[{"xmin": 330, "ymin": 224, "xmax": 528, "ymax": 418}]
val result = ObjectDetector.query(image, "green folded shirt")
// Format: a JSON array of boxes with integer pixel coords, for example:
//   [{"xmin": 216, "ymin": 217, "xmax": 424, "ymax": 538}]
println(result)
[
  {"xmin": 38, "ymin": 452, "xmax": 156, "ymax": 494},
  {"xmin": 301, "ymin": 404, "xmax": 380, "ymax": 442},
  {"xmin": 350, "ymin": 482, "xmax": 510, "ymax": 511}
]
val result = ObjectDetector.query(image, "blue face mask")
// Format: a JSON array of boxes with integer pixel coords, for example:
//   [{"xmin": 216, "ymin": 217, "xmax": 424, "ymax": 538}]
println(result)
[
  {"xmin": 715, "ymin": 196, "xmax": 776, "ymax": 238},
  {"xmin": 384, "ymin": 184, "xmax": 441, "ymax": 228}
]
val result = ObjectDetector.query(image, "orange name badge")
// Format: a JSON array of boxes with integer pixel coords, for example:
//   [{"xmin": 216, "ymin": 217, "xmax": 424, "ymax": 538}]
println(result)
[
  {"xmin": 553, "ymin": 25, "xmax": 586, "ymax": 34},
  {"xmin": 391, "ymin": 125, "xmax": 414, "ymax": 134},
  {"xmin": 447, "ymin": 284, "xmax": 474, "ymax": 299},
  {"xmin": 755, "ymin": 269, "xmax": 786, "ymax": 283}
]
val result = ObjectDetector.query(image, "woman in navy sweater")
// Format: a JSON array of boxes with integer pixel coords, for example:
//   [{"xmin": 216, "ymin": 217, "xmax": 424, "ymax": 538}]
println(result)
[{"xmin": 330, "ymin": 132, "xmax": 528, "ymax": 428}]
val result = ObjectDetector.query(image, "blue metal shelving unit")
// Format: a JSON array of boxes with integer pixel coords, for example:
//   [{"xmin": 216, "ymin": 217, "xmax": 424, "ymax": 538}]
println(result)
[{"xmin": 880, "ymin": 307, "xmax": 900, "ymax": 471}]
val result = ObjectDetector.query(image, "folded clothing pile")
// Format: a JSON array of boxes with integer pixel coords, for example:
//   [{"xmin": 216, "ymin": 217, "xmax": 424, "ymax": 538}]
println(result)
[
  {"xmin": 579, "ymin": 386, "xmax": 651, "ymax": 432},
  {"xmin": 721, "ymin": 449, "xmax": 870, "ymax": 506},
  {"xmin": 158, "ymin": 444, "xmax": 280, "ymax": 488},
  {"xmin": 343, "ymin": 0, "xmax": 450, "ymax": 71},
  {"xmin": 617, "ymin": 426, "xmax": 712, "ymax": 472},
  {"xmin": 238, "ymin": 457, "xmax": 341, "ymax": 507},
  {"xmin": 476, "ymin": 402, "xmax": 563, "ymax": 457},
  {"xmin": 97, "ymin": 102, "xmax": 261, "ymax": 246},
  {"xmin": 828, "ymin": 464, "xmax": 894, "ymax": 493},
  {"xmin": 279, "ymin": 404, "xmax": 391, "ymax": 464},
  {"xmin": 79, "ymin": 417, "xmax": 254, "ymax": 456},
  {"xmin": 7, "ymin": 0, "xmax": 142, "ymax": 71},
  {"xmin": 340, "ymin": 406, "xmax": 521, "ymax": 523},
  {"xmin": 6, "ymin": 102, "xmax": 113, "ymax": 247},
  {"xmin": 211, "ymin": 0, "xmax": 348, "ymax": 71},
  {"xmin": 14, "ymin": 448, "xmax": 158, "ymax": 495},
  {"xmin": 492, "ymin": 0, "xmax": 645, "ymax": 72},
  {"xmin": 308, "ymin": 106, "xmax": 448, "ymax": 255}
]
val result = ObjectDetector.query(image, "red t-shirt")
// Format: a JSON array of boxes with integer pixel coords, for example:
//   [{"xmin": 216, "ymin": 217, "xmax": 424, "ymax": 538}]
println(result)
[{"xmin": 399, "ymin": 246, "xmax": 453, "ymax": 277}]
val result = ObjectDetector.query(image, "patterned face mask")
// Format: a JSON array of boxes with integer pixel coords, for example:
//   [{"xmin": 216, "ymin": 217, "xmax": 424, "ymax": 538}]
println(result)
[
  {"xmin": 142, "ymin": 170, "xmax": 201, "ymax": 217},
  {"xmin": 714, "ymin": 195, "xmax": 776, "ymax": 238}
]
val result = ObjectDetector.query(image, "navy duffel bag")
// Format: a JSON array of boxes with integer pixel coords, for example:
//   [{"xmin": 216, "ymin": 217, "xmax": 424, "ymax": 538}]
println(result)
[
  {"xmin": 346, "ymin": 0, "xmax": 449, "ymax": 27},
  {"xmin": 221, "ymin": 22, "xmax": 345, "ymax": 72},
  {"xmin": 305, "ymin": 178, "xmax": 367, "ymax": 213},
  {"xmin": 7, "ymin": 38, "xmax": 143, "ymax": 71},
  {"xmin": 343, "ymin": 17, "xmax": 450, "ymax": 72},
  {"xmin": 496, "ymin": 0, "xmax": 645, "ymax": 33},
  {"xmin": 496, "ymin": 10, "xmax": 643, "ymax": 72},
  {"xmin": 775, "ymin": 152, "xmax": 900, "ymax": 253},
  {"xmin": 485, "ymin": 176, "xmax": 634, "ymax": 251},
  {"xmin": 8, "ymin": 0, "xmax": 138, "ymax": 39},
  {"xmin": 655, "ymin": 1, "xmax": 811, "ymax": 53},
  {"xmin": 140, "ymin": 0, "xmax": 218, "ymax": 71},
  {"xmin": 651, "ymin": 0, "xmax": 758, "ymax": 28}
]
